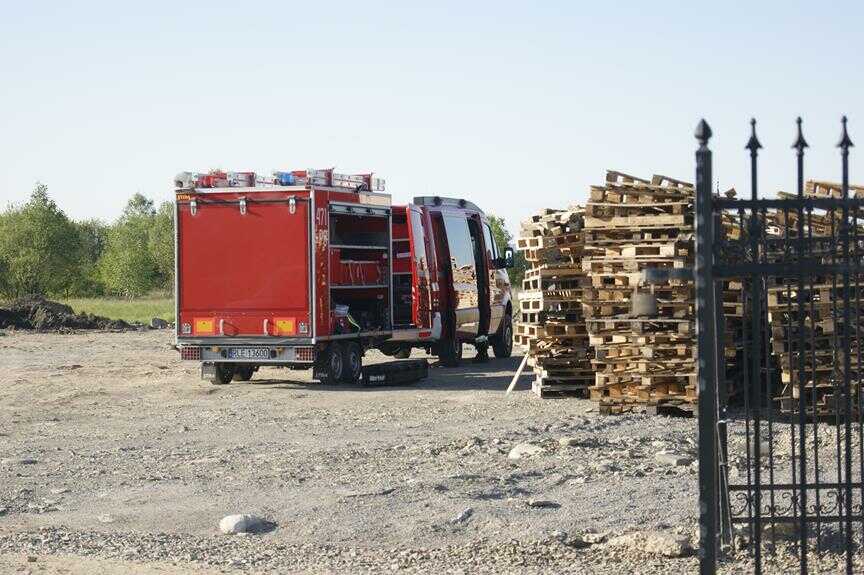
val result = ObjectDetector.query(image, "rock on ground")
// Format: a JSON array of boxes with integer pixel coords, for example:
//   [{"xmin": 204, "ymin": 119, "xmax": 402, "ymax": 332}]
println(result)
[
  {"xmin": 508, "ymin": 442, "xmax": 546, "ymax": 460},
  {"xmin": 606, "ymin": 530, "xmax": 693, "ymax": 558},
  {"xmin": 654, "ymin": 451, "xmax": 693, "ymax": 467},
  {"xmin": 451, "ymin": 507, "xmax": 474, "ymax": 524},
  {"xmin": 219, "ymin": 514, "xmax": 266, "ymax": 535}
]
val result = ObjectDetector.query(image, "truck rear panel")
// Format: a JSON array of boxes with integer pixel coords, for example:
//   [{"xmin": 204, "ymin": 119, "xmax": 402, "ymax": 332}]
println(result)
[{"xmin": 176, "ymin": 188, "xmax": 313, "ymax": 345}]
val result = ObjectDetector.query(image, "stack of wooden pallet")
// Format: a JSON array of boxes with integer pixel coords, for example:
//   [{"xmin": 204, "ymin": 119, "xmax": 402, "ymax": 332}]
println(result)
[
  {"xmin": 515, "ymin": 208, "xmax": 593, "ymax": 398},
  {"xmin": 582, "ymin": 171, "xmax": 697, "ymax": 415},
  {"xmin": 764, "ymin": 180, "xmax": 864, "ymax": 417},
  {"xmin": 718, "ymin": 190, "xmax": 746, "ymax": 402}
]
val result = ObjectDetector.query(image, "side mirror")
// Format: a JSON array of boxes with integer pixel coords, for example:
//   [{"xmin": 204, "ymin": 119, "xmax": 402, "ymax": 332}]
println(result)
[{"xmin": 503, "ymin": 247, "xmax": 515, "ymax": 269}]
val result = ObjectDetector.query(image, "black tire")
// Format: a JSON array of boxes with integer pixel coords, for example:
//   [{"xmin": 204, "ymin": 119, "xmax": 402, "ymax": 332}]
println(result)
[
  {"xmin": 341, "ymin": 343, "xmax": 362, "ymax": 384},
  {"xmin": 439, "ymin": 337, "xmax": 463, "ymax": 367},
  {"xmin": 316, "ymin": 344, "xmax": 344, "ymax": 384},
  {"xmin": 234, "ymin": 365, "xmax": 255, "ymax": 381},
  {"xmin": 210, "ymin": 363, "xmax": 235, "ymax": 385},
  {"xmin": 492, "ymin": 313, "xmax": 514, "ymax": 358},
  {"xmin": 393, "ymin": 347, "xmax": 411, "ymax": 359}
]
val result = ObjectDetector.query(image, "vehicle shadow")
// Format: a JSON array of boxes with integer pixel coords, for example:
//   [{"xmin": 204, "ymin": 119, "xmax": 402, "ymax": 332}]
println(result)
[{"xmin": 241, "ymin": 354, "xmax": 531, "ymax": 393}]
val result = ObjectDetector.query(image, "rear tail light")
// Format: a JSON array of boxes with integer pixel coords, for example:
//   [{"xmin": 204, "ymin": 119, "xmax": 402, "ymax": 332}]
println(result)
[
  {"xmin": 295, "ymin": 347, "xmax": 314, "ymax": 362},
  {"xmin": 180, "ymin": 347, "xmax": 201, "ymax": 361}
]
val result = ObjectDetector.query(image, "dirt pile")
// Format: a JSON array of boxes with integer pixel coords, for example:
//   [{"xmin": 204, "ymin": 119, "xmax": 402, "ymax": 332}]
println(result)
[{"xmin": 0, "ymin": 296, "xmax": 133, "ymax": 331}]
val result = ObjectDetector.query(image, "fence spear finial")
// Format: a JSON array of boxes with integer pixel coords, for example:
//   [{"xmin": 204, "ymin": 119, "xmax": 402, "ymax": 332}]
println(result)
[
  {"xmin": 792, "ymin": 117, "xmax": 808, "ymax": 152},
  {"xmin": 838, "ymin": 116, "xmax": 854, "ymax": 150},
  {"xmin": 695, "ymin": 119, "xmax": 712, "ymax": 146},
  {"xmin": 746, "ymin": 118, "xmax": 762, "ymax": 153}
]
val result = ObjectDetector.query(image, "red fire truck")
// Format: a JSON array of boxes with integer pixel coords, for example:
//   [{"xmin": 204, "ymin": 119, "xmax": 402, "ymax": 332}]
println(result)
[{"xmin": 173, "ymin": 169, "xmax": 514, "ymax": 384}]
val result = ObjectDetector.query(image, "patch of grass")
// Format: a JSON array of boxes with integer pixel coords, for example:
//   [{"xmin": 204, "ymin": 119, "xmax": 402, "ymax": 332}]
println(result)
[{"xmin": 60, "ymin": 297, "xmax": 175, "ymax": 324}]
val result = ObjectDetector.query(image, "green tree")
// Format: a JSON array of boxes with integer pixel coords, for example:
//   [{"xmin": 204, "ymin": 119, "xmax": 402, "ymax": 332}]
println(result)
[
  {"xmin": 68, "ymin": 219, "xmax": 109, "ymax": 296},
  {"xmin": 98, "ymin": 194, "xmax": 158, "ymax": 297},
  {"xmin": 149, "ymin": 201, "xmax": 175, "ymax": 289},
  {"xmin": 0, "ymin": 183, "xmax": 80, "ymax": 298},
  {"xmin": 486, "ymin": 214, "xmax": 527, "ymax": 288}
]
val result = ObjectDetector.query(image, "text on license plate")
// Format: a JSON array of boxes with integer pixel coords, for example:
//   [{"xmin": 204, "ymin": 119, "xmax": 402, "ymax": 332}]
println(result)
[{"xmin": 227, "ymin": 348, "xmax": 270, "ymax": 360}]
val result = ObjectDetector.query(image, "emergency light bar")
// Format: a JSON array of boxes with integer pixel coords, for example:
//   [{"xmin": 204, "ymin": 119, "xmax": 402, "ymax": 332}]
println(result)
[{"xmin": 175, "ymin": 169, "xmax": 385, "ymax": 192}]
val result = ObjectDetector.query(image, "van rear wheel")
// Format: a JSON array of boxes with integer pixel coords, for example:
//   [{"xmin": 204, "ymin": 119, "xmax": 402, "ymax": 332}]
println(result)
[{"xmin": 492, "ymin": 313, "xmax": 513, "ymax": 358}]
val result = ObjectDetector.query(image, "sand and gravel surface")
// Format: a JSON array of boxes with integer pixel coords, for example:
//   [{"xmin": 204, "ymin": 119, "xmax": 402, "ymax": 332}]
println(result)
[{"xmin": 0, "ymin": 330, "xmax": 834, "ymax": 574}]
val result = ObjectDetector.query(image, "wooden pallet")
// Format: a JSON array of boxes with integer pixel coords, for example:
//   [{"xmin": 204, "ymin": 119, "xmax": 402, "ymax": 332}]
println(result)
[
  {"xmin": 582, "ymin": 171, "xmax": 701, "ymax": 413},
  {"xmin": 532, "ymin": 378, "xmax": 591, "ymax": 399}
]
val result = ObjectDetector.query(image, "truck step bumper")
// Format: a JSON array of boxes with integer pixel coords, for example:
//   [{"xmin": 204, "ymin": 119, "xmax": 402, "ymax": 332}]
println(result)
[{"xmin": 179, "ymin": 345, "xmax": 315, "ymax": 363}]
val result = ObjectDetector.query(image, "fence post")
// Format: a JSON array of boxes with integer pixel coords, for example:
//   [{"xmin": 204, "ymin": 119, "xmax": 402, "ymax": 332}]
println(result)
[{"xmin": 695, "ymin": 119, "xmax": 718, "ymax": 575}]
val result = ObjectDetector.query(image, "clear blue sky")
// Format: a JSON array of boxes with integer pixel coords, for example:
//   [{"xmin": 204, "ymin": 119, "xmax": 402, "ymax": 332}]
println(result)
[{"xmin": 1, "ymin": 1, "xmax": 861, "ymax": 236}]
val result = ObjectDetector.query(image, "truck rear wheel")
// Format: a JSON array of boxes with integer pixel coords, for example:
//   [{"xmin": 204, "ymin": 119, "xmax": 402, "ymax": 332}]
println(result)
[
  {"xmin": 234, "ymin": 365, "xmax": 256, "ymax": 381},
  {"xmin": 492, "ymin": 313, "xmax": 513, "ymax": 358},
  {"xmin": 315, "ymin": 344, "xmax": 344, "ymax": 384},
  {"xmin": 210, "ymin": 363, "xmax": 235, "ymax": 385},
  {"xmin": 439, "ymin": 338, "xmax": 463, "ymax": 367},
  {"xmin": 341, "ymin": 343, "xmax": 362, "ymax": 384}
]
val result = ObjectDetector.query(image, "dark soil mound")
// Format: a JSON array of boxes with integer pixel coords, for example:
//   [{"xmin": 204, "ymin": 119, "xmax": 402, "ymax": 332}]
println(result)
[{"xmin": 0, "ymin": 296, "xmax": 133, "ymax": 331}]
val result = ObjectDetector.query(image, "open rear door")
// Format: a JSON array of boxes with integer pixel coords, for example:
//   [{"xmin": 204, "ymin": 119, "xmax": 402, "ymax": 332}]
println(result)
[
  {"xmin": 407, "ymin": 205, "xmax": 434, "ymax": 330},
  {"xmin": 176, "ymin": 191, "xmax": 312, "ymax": 340}
]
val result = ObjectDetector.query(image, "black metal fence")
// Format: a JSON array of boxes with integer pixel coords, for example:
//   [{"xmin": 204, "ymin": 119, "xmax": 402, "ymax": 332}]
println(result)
[{"xmin": 696, "ymin": 117, "xmax": 863, "ymax": 574}]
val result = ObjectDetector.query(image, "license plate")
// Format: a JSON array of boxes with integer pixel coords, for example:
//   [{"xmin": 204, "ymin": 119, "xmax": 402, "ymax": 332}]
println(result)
[{"xmin": 227, "ymin": 348, "xmax": 270, "ymax": 360}]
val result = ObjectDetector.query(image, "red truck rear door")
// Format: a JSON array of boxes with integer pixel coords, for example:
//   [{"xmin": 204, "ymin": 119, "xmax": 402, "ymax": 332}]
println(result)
[{"xmin": 176, "ymin": 191, "xmax": 313, "ymax": 340}]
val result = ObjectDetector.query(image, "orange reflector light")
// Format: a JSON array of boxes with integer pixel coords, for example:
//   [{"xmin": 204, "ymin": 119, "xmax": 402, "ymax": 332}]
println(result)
[
  {"xmin": 195, "ymin": 318, "xmax": 215, "ymax": 335},
  {"xmin": 274, "ymin": 317, "xmax": 296, "ymax": 335}
]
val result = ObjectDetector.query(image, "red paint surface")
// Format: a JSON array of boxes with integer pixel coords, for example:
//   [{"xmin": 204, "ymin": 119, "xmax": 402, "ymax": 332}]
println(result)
[{"xmin": 177, "ymin": 191, "xmax": 311, "ymax": 337}]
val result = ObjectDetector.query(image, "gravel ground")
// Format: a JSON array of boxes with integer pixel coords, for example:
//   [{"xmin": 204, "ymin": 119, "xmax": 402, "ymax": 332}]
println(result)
[{"xmin": 0, "ymin": 330, "xmax": 850, "ymax": 573}]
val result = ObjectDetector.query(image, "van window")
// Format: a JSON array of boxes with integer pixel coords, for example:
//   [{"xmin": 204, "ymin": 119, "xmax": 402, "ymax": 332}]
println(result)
[
  {"xmin": 443, "ymin": 215, "xmax": 475, "ymax": 280},
  {"xmin": 482, "ymin": 222, "xmax": 498, "ymax": 261}
]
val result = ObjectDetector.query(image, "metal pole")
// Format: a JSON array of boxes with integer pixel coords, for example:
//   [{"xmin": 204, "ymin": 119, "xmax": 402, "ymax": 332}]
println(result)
[
  {"xmin": 838, "ymin": 116, "xmax": 854, "ymax": 575},
  {"xmin": 745, "ymin": 119, "xmax": 764, "ymax": 575},
  {"xmin": 792, "ymin": 117, "xmax": 809, "ymax": 575},
  {"xmin": 695, "ymin": 119, "xmax": 718, "ymax": 575}
]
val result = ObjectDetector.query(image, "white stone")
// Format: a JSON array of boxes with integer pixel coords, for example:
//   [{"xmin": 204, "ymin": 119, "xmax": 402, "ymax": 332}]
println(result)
[
  {"xmin": 507, "ymin": 442, "xmax": 545, "ymax": 460},
  {"xmin": 654, "ymin": 451, "xmax": 693, "ymax": 467},
  {"xmin": 581, "ymin": 531, "xmax": 608, "ymax": 544},
  {"xmin": 219, "ymin": 514, "xmax": 264, "ymax": 535},
  {"xmin": 607, "ymin": 531, "xmax": 693, "ymax": 558},
  {"xmin": 450, "ymin": 507, "xmax": 473, "ymax": 524}
]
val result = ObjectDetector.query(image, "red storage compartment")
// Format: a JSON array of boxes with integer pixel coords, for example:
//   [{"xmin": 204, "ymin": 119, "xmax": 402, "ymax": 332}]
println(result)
[{"xmin": 329, "ymin": 248, "xmax": 386, "ymax": 286}]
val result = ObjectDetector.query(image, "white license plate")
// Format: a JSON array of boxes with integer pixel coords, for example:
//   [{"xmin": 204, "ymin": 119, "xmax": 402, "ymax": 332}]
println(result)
[{"xmin": 227, "ymin": 348, "xmax": 270, "ymax": 360}]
